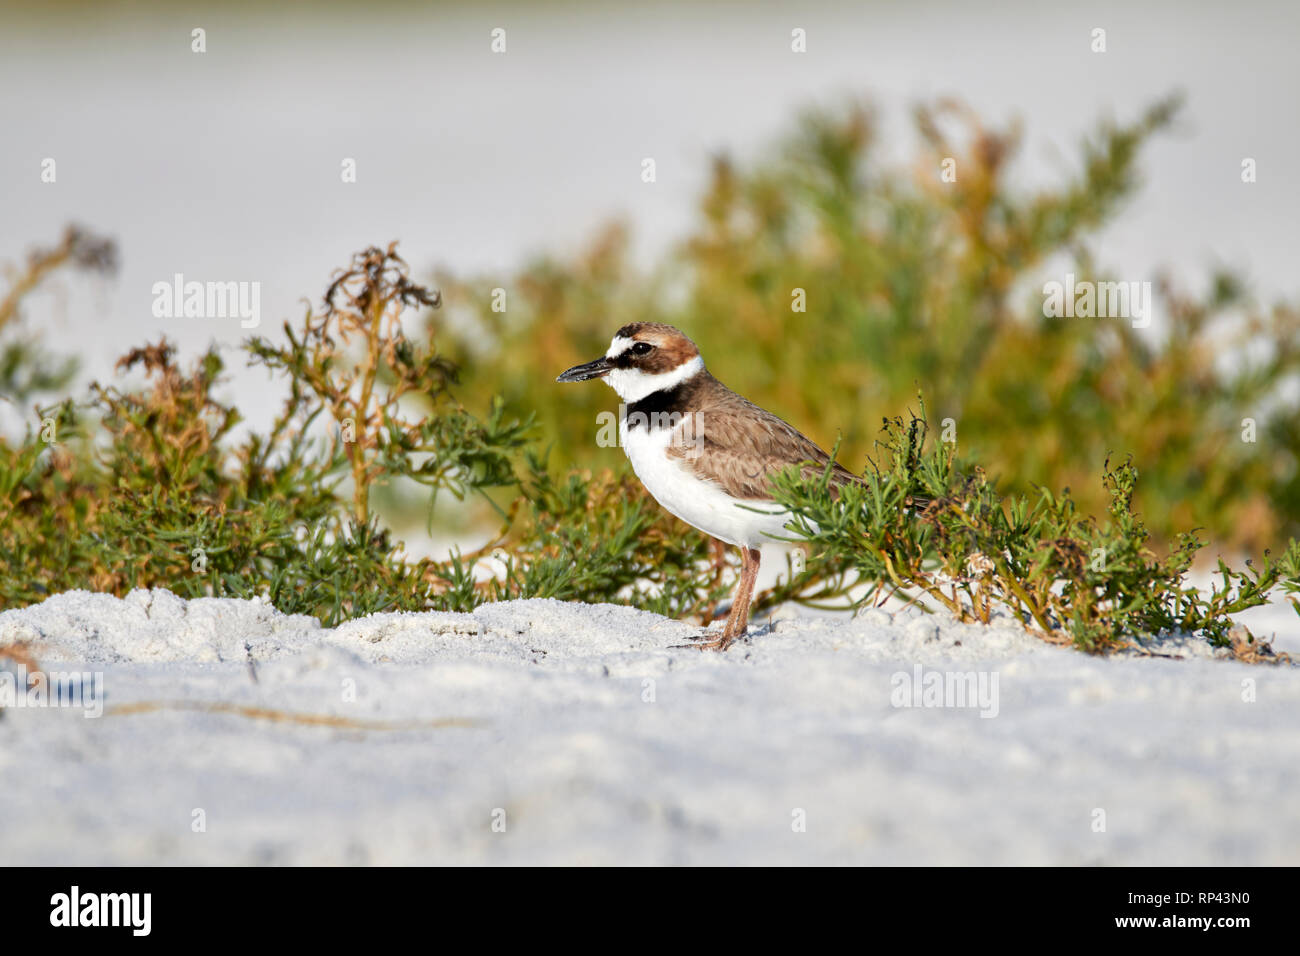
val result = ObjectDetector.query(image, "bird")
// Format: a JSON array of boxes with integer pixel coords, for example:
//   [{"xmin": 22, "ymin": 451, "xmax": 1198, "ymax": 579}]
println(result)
[{"xmin": 556, "ymin": 322, "xmax": 861, "ymax": 651}]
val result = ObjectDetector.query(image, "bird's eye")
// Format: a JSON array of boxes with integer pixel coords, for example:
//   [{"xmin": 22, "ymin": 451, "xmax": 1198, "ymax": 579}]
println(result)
[{"xmin": 631, "ymin": 342, "xmax": 653, "ymax": 355}]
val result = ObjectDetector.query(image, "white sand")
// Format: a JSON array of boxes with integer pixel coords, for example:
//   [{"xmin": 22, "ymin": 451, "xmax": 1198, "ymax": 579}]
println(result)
[{"xmin": 1, "ymin": 588, "xmax": 1296, "ymax": 865}]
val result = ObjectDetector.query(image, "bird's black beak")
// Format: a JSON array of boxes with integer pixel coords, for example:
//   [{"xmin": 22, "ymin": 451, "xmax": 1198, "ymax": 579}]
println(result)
[{"xmin": 556, "ymin": 356, "xmax": 612, "ymax": 383}]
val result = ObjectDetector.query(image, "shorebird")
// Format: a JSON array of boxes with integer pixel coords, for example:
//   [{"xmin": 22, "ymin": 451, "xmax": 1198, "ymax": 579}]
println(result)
[{"xmin": 557, "ymin": 322, "xmax": 860, "ymax": 651}]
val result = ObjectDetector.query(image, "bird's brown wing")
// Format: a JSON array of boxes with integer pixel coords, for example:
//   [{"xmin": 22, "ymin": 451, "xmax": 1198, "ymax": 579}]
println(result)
[{"xmin": 664, "ymin": 401, "xmax": 860, "ymax": 501}]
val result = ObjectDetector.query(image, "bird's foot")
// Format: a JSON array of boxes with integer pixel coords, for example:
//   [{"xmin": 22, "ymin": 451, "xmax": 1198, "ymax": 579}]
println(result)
[
  {"xmin": 670, "ymin": 627, "xmax": 744, "ymax": 652},
  {"xmin": 671, "ymin": 637, "xmax": 728, "ymax": 651},
  {"xmin": 670, "ymin": 632, "xmax": 720, "ymax": 650}
]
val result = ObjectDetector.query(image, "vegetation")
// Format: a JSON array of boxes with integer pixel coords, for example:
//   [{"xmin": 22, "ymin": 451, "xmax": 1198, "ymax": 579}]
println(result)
[
  {"xmin": 435, "ymin": 95, "xmax": 1300, "ymax": 554},
  {"xmin": 0, "ymin": 244, "xmax": 731, "ymax": 626},
  {"xmin": 766, "ymin": 405, "xmax": 1300, "ymax": 656},
  {"xmin": 0, "ymin": 225, "xmax": 115, "ymax": 404},
  {"xmin": 1, "ymin": 96, "xmax": 1297, "ymax": 659}
]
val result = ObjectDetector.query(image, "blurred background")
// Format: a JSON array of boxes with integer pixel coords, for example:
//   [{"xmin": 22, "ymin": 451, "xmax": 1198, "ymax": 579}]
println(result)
[{"xmin": 3, "ymin": 0, "xmax": 1298, "ymax": 554}]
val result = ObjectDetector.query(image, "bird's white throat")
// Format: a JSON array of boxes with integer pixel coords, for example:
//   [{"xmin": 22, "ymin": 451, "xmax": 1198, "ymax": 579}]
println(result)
[{"xmin": 605, "ymin": 355, "xmax": 704, "ymax": 404}]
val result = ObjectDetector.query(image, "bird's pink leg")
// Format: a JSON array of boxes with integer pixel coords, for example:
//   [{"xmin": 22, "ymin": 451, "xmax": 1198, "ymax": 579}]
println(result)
[
  {"xmin": 714, "ymin": 547, "xmax": 760, "ymax": 651},
  {"xmin": 673, "ymin": 546, "xmax": 759, "ymax": 651},
  {"xmin": 714, "ymin": 546, "xmax": 747, "ymax": 636},
  {"xmin": 680, "ymin": 546, "xmax": 745, "ymax": 646}
]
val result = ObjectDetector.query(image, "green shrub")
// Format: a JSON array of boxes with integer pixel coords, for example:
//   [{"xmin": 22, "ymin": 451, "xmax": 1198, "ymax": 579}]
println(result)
[
  {"xmin": 3, "ymin": 92, "xmax": 1299, "ymax": 662},
  {"xmin": 433, "ymin": 95, "xmax": 1300, "ymax": 554},
  {"xmin": 0, "ymin": 244, "xmax": 723, "ymax": 626},
  {"xmin": 765, "ymin": 403, "xmax": 1300, "ymax": 656}
]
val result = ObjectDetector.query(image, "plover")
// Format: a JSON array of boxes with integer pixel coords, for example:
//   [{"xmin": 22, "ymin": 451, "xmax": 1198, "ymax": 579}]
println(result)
[{"xmin": 557, "ymin": 322, "xmax": 861, "ymax": 651}]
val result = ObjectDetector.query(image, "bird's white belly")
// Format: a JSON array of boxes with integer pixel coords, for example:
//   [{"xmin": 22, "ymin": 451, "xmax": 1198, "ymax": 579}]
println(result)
[{"xmin": 622, "ymin": 425, "xmax": 792, "ymax": 549}]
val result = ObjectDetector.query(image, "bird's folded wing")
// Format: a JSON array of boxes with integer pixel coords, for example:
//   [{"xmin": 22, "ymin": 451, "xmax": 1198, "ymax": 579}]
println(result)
[{"xmin": 665, "ymin": 405, "xmax": 860, "ymax": 501}]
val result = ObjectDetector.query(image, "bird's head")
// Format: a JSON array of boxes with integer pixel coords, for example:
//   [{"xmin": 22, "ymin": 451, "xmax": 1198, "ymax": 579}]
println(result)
[{"xmin": 556, "ymin": 323, "xmax": 704, "ymax": 403}]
